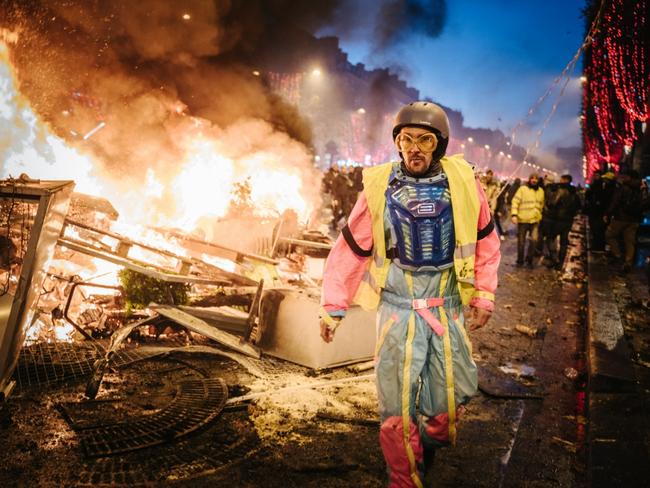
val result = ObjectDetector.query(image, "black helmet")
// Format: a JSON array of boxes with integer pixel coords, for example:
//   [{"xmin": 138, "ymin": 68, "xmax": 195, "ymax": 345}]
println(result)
[{"xmin": 392, "ymin": 101, "xmax": 450, "ymax": 160}]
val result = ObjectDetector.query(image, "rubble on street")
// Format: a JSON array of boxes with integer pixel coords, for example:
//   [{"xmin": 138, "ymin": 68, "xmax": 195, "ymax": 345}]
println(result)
[{"xmin": 3, "ymin": 180, "xmax": 647, "ymax": 487}]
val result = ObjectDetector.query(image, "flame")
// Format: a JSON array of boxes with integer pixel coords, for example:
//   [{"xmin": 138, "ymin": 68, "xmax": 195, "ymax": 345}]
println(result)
[
  {"xmin": 0, "ymin": 41, "xmax": 102, "ymax": 194},
  {"xmin": 172, "ymin": 137, "xmax": 235, "ymax": 227},
  {"xmin": 1, "ymin": 37, "xmax": 316, "ymax": 233},
  {"xmin": 24, "ymin": 317, "xmax": 75, "ymax": 344},
  {"xmin": 54, "ymin": 321, "xmax": 76, "ymax": 342}
]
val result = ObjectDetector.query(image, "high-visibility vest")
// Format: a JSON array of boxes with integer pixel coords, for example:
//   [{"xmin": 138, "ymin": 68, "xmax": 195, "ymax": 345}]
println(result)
[
  {"xmin": 353, "ymin": 154, "xmax": 481, "ymax": 310},
  {"xmin": 511, "ymin": 185, "xmax": 544, "ymax": 223}
]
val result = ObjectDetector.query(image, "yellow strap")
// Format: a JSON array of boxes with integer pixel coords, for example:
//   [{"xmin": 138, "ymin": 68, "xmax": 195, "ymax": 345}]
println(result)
[
  {"xmin": 402, "ymin": 271, "xmax": 424, "ymax": 488},
  {"xmin": 374, "ymin": 316, "xmax": 396, "ymax": 358},
  {"xmin": 438, "ymin": 270, "xmax": 458, "ymax": 446},
  {"xmin": 402, "ymin": 312, "xmax": 424, "ymax": 488},
  {"xmin": 319, "ymin": 306, "xmax": 341, "ymax": 331},
  {"xmin": 472, "ymin": 290, "xmax": 495, "ymax": 301}
]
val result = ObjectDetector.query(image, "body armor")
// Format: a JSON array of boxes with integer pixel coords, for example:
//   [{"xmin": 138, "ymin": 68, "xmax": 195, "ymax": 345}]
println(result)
[{"xmin": 385, "ymin": 168, "xmax": 455, "ymax": 271}]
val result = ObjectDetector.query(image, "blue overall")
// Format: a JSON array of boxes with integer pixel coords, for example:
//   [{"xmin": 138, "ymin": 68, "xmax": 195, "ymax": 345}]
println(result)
[{"xmin": 375, "ymin": 169, "xmax": 478, "ymax": 487}]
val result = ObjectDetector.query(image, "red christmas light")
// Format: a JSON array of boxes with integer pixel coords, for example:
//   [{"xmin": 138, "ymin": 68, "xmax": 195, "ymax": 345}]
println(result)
[{"xmin": 583, "ymin": 0, "xmax": 647, "ymax": 181}]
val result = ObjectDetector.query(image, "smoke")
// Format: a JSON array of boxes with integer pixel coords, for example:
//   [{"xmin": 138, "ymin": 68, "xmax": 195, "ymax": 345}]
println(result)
[
  {"xmin": 375, "ymin": 0, "xmax": 447, "ymax": 47},
  {"xmin": 0, "ymin": 0, "xmax": 354, "ymax": 226},
  {"xmin": 364, "ymin": 70, "xmax": 401, "ymax": 148}
]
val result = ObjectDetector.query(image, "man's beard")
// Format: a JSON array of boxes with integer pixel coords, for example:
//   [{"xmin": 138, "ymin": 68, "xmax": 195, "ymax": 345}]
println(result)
[{"xmin": 402, "ymin": 158, "xmax": 441, "ymax": 178}]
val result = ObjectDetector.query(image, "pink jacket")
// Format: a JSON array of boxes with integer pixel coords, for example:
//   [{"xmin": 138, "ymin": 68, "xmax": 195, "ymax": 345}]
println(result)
[{"xmin": 322, "ymin": 178, "xmax": 500, "ymax": 315}]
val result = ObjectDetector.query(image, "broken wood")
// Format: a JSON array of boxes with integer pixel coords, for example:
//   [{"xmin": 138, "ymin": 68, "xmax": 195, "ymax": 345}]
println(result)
[
  {"xmin": 60, "ymin": 218, "xmax": 259, "ymax": 286},
  {"xmin": 151, "ymin": 304, "xmax": 261, "ymax": 359},
  {"xmin": 347, "ymin": 360, "xmax": 375, "ymax": 373},
  {"xmin": 515, "ymin": 324, "xmax": 538, "ymax": 337}
]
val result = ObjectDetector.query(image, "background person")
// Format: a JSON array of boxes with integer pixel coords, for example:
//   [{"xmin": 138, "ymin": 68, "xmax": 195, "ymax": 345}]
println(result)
[{"xmin": 510, "ymin": 173, "xmax": 545, "ymax": 268}]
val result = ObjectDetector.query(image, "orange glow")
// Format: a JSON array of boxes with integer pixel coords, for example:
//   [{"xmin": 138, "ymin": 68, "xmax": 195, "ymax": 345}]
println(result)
[
  {"xmin": 1, "ymin": 38, "xmax": 313, "ymax": 240},
  {"xmin": 0, "ymin": 41, "xmax": 102, "ymax": 194}
]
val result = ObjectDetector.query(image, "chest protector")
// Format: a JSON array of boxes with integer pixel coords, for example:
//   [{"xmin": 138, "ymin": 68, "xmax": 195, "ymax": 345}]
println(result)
[{"xmin": 385, "ymin": 169, "xmax": 455, "ymax": 271}]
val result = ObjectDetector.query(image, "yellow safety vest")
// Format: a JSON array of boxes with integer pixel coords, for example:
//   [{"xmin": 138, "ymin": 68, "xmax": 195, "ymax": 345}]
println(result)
[{"xmin": 353, "ymin": 154, "xmax": 481, "ymax": 310}]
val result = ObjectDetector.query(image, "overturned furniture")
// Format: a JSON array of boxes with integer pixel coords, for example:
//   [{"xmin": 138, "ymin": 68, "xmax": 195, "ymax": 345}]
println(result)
[
  {"xmin": 0, "ymin": 178, "xmax": 74, "ymax": 400},
  {"xmin": 257, "ymin": 287, "xmax": 377, "ymax": 370}
]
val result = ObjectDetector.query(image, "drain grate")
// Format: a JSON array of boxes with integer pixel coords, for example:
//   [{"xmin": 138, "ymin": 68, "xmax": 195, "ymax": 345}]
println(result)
[
  {"xmin": 74, "ymin": 410, "xmax": 260, "ymax": 486},
  {"xmin": 13, "ymin": 342, "xmax": 100, "ymax": 389},
  {"xmin": 75, "ymin": 377, "xmax": 228, "ymax": 457},
  {"xmin": 13, "ymin": 340, "xmax": 191, "ymax": 390}
]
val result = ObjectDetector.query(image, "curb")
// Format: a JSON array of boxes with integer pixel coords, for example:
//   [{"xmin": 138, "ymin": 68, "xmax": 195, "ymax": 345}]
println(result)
[{"xmin": 586, "ymin": 252, "xmax": 647, "ymax": 487}]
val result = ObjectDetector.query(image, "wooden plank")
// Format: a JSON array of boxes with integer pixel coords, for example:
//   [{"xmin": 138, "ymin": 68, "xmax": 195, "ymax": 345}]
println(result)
[
  {"xmin": 62, "ymin": 220, "xmax": 258, "ymax": 286},
  {"xmin": 58, "ymin": 237, "xmax": 231, "ymax": 286},
  {"xmin": 277, "ymin": 237, "xmax": 332, "ymax": 250},
  {"xmin": 151, "ymin": 304, "xmax": 261, "ymax": 359},
  {"xmin": 164, "ymin": 229, "xmax": 280, "ymax": 265},
  {"xmin": 178, "ymin": 305, "xmax": 249, "ymax": 323}
]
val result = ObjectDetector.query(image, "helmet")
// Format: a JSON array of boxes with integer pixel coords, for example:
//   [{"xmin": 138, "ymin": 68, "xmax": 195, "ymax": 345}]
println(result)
[
  {"xmin": 392, "ymin": 101, "xmax": 450, "ymax": 161},
  {"xmin": 392, "ymin": 101, "xmax": 450, "ymax": 140}
]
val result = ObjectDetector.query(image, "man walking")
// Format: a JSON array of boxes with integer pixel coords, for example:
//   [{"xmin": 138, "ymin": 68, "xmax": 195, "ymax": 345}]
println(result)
[
  {"xmin": 510, "ymin": 173, "xmax": 545, "ymax": 268},
  {"xmin": 319, "ymin": 101, "xmax": 500, "ymax": 487},
  {"xmin": 543, "ymin": 174, "xmax": 581, "ymax": 269},
  {"xmin": 605, "ymin": 169, "xmax": 647, "ymax": 273}
]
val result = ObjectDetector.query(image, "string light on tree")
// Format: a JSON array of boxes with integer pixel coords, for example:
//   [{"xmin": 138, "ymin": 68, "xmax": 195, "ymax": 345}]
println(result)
[{"xmin": 582, "ymin": 0, "xmax": 647, "ymax": 180}]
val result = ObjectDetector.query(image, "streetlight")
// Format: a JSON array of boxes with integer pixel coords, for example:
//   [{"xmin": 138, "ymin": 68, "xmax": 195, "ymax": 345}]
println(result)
[
  {"xmin": 467, "ymin": 137, "xmax": 474, "ymax": 143},
  {"xmin": 357, "ymin": 107, "xmax": 366, "ymax": 114},
  {"xmin": 311, "ymin": 68, "xmax": 322, "ymax": 77}
]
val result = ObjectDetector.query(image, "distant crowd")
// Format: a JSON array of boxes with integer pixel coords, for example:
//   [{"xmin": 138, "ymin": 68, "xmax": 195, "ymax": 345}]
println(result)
[
  {"xmin": 480, "ymin": 167, "xmax": 649, "ymax": 273},
  {"xmin": 584, "ymin": 169, "xmax": 649, "ymax": 272},
  {"xmin": 321, "ymin": 165, "xmax": 364, "ymax": 230},
  {"xmin": 480, "ymin": 169, "xmax": 582, "ymax": 270}
]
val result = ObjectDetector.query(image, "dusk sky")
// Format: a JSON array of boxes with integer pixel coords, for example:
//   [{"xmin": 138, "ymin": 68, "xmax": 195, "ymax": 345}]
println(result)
[{"xmin": 321, "ymin": 0, "xmax": 586, "ymax": 157}]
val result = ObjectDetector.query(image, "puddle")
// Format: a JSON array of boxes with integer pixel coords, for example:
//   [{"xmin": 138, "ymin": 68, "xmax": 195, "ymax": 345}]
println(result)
[{"xmin": 498, "ymin": 363, "xmax": 536, "ymax": 378}]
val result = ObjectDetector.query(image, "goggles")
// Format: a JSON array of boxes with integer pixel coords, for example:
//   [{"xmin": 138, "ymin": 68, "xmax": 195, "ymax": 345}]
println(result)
[{"xmin": 395, "ymin": 132, "xmax": 438, "ymax": 153}]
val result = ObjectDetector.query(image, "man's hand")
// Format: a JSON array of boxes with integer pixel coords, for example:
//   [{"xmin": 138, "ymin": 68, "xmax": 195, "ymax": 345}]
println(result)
[
  {"xmin": 510, "ymin": 215, "xmax": 518, "ymax": 225},
  {"xmin": 320, "ymin": 316, "xmax": 342, "ymax": 343},
  {"xmin": 468, "ymin": 306, "xmax": 492, "ymax": 331}
]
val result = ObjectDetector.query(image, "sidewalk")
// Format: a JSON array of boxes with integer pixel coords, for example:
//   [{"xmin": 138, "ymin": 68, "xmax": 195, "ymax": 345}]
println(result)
[{"xmin": 586, "ymin": 252, "xmax": 650, "ymax": 486}]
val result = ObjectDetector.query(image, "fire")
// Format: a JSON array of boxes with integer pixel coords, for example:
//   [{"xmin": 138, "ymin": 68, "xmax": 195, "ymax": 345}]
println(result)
[
  {"xmin": 0, "ymin": 41, "xmax": 102, "ymax": 195},
  {"xmin": 173, "ymin": 137, "xmax": 235, "ymax": 226},
  {"xmin": 0, "ymin": 37, "xmax": 316, "ymax": 234}
]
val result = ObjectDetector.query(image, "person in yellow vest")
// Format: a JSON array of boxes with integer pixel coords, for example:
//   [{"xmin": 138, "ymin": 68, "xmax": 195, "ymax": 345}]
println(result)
[
  {"xmin": 319, "ymin": 101, "xmax": 501, "ymax": 487},
  {"xmin": 481, "ymin": 169, "xmax": 500, "ymax": 213},
  {"xmin": 510, "ymin": 173, "xmax": 545, "ymax": 268}
]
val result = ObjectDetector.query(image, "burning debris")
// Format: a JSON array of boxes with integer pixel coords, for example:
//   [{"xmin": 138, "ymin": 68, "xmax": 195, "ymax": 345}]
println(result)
[
  {"xmin": 0, "ymin": 173, "xmax": 378, "ymax": 486},
  {"xmin": 0, "ymin": 4, "xmax": 385, "ymax": 484},
  {"xmin": 0, "ymin": 2, "xmax": 323, "ymax": 231}
]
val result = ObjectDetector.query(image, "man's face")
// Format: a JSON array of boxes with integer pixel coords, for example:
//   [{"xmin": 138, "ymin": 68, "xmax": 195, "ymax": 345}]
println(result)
[
  {"xmin": 560, "ymin": 176, "xmax": 570, "ymax": 185},
  {"xmin": 529, "ymin": 175, "xmax": 539, "ymax": 186},
  {"xmin": 486, "ymin": 171, "xmax": 493, "ymax": 182},
  {"xmin": 398, "ymin": 127, "xmax": 435, "ymax": 176}
]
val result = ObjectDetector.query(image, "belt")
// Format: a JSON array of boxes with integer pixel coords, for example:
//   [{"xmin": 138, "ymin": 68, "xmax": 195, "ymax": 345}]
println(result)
[{"xmin": 381, "ymin": 292, "xmax": 461, "ymax": 337}]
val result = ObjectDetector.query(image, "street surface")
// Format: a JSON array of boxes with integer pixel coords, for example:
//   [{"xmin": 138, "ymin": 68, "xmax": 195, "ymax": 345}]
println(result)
[{"xmin": 3, "ymin": 219, "xmax": 649, "ymax": 487}]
